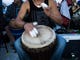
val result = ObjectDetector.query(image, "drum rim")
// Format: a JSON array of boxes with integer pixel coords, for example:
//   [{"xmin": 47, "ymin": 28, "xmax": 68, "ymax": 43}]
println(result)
[{"xmin": 21, "ymin": 25, "xmax": 56, "ymax": 48}]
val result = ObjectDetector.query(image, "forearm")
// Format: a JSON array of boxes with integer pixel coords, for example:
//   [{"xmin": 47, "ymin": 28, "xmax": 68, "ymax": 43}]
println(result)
[
  {"xmin": 49, "ymin": 13, "xmax": 63, "ymax": 25},
  {"xmin": 48, "ymin": 0, "xmax": 63, "ymax": 25},
  {"xmin": 43, "ymin": 7, "xmax": 63, "ymax": 25},
  {"xmin": 15, "ymin": 18, "xmax": 26, "ymax": 28}
]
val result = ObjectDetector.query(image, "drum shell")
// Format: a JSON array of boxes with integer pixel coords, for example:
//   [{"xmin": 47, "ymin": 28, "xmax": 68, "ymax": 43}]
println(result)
[
  {"xmin": 21, "ymin": 25, "xmax": 57, "ymax": 60},
  {"xmin": 21, "ymin": 39, "xmax": 57, "ymax": 60}
]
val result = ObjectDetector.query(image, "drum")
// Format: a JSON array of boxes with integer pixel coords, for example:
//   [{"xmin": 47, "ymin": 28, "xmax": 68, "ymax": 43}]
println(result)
[{"xmin": 21, "ymin": 25, "xmax": 56, "ymax": 60}]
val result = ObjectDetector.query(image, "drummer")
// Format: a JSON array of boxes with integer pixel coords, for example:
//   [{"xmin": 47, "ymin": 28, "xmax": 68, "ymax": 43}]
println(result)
[
  {"xmin": 14, "ymin": 0, "xmax": 63, "ymax": 30},
  {"xmin": 14, "ymin": 0, "xmax": 66, "ymax": 60}
]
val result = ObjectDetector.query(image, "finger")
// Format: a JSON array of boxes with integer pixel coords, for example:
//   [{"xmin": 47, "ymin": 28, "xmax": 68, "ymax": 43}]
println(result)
[
  {"xmin": 41, "ymin": 3, "xmax": 48, "ymax": 9},
  {"xmin": 29, "ymin": 30, "xmax": 37, "ymax": 37},
  {"xmin": 29, "ymin": 31, "xmax": 34, "ymax": 37},
  {"xmin": 31, "ymin": 30, "xmax": 37, "ymax": 37},
  {"xmin": 33, "ymin": 22, "xmax": 38, "ymax": 26},
  {"xmin": 33, "ymin": 28, "xmax": 38, "ymax": 34}
]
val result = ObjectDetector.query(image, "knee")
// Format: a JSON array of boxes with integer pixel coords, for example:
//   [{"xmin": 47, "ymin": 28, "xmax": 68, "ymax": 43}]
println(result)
[
  {"xmin": 14, "ymin": 38, "xmax": 21, "ymax": 50},
  {"xmin": 57, "ymin": 35, "xmax": 66, "ymax": 47}
]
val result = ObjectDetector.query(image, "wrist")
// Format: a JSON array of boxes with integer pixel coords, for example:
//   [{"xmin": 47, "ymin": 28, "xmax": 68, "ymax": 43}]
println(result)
[{"xmin": 23, "ymin": 22, "xmax": 26, "ymax": 28}]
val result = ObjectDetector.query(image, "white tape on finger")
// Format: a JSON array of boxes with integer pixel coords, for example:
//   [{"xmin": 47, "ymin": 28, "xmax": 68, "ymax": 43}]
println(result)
[
  {"xmin": 29, "ymin": 31, "xmax": 34, "ymax": 37},
  {"xmin": 33, "ymin": 28, "xmax": 38, "ymax": 34},
  {"xmin": 32, "ymin": 30, "xmax": 37, "ymax": 37},
  {"xmin": 41, "ymin": 3, "xmax": 48, "ymax": 9},
  {"xmin": 33, "ymin": 22, "xmax": 38, "ymax": 26}
]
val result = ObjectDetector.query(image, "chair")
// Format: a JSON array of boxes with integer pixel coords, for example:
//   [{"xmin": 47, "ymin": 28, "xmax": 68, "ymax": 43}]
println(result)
[{"xmin": 14, "ymin": 35, "xmax": 66, "ymax": 60}]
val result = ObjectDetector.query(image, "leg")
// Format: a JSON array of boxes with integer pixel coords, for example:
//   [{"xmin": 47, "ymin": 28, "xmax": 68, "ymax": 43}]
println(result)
[
  {"xmin": 14, "ymin": 38, "xmax": 31, "ymax": 60},
  {"xmin": 51, "ymin": 35, "xmax": 66, "ymax": 60}
]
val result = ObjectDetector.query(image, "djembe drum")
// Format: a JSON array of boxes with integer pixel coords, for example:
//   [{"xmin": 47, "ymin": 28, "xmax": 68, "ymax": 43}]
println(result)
[{"xmin": 21, "ymin": 25, "xmax": 57, "ymax": 60}]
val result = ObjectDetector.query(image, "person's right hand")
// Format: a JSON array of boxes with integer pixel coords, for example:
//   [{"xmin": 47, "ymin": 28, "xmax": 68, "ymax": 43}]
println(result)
[
  {"xmin": 24, "ymin": 23, "xmax": 39, "ymax": 37},
  {"xmin": 24, "ymin": 23, "xmax": 34, "ymax": 33}
]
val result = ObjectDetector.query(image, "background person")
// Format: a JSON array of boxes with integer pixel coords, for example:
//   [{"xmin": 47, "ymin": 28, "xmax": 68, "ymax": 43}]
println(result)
[{"xmin": 5, "ymin": 0, "xmax": 23, "ymax": 46}]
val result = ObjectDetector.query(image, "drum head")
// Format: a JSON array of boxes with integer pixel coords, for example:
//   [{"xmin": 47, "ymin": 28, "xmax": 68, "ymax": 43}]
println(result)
[{"xmin": 21, "ymin": 25, "xmax": 56, "ymax": 48}]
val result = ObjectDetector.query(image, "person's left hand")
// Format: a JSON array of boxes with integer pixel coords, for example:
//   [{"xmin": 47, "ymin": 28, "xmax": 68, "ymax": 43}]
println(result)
[{"xmin": 43, "ymin": 7, "xmax": 51, "ymax": 17}]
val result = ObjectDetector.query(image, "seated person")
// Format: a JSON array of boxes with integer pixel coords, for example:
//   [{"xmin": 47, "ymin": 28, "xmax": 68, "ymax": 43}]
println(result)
[
  {"xmin": 0, "ymin": 5, "xmax": 7, "ymax": 45},
  {"xmin": 13, "ymin": 0, "xmax": 66, "ymax": 60},
  {"xmin": 5, "ymin": 0, "xmax": 23, "ymax": 44}
]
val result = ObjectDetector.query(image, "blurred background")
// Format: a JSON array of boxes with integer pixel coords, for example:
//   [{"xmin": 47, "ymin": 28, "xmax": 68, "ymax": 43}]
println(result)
[{"xmin": 0, "ymin": 0, "xmax": 80, "ymax": 60}]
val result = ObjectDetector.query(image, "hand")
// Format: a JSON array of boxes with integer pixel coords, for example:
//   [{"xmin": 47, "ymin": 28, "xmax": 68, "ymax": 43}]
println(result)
[
  {"xmin": 24, "ymin": 23, "xmax": 39, "ymax": 37},
  {"xmin": 24, "ymin": 23, "xmax": 34, "ymax": 33},
  {"xmin": 43, "ymin": 7, "xmax": 51, "ymax": 17}
]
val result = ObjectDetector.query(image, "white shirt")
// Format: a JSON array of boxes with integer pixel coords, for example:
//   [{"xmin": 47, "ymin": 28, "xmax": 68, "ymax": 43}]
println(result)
[{"xmin": 60, "ymin": 0, "xmax": 71, "ymax": 19}]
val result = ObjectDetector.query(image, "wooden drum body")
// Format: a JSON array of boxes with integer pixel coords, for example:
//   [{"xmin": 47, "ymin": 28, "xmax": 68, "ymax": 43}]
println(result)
[{"xmin": 21, "ymin": 25, "xmax": 56, "ymax": 60}]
